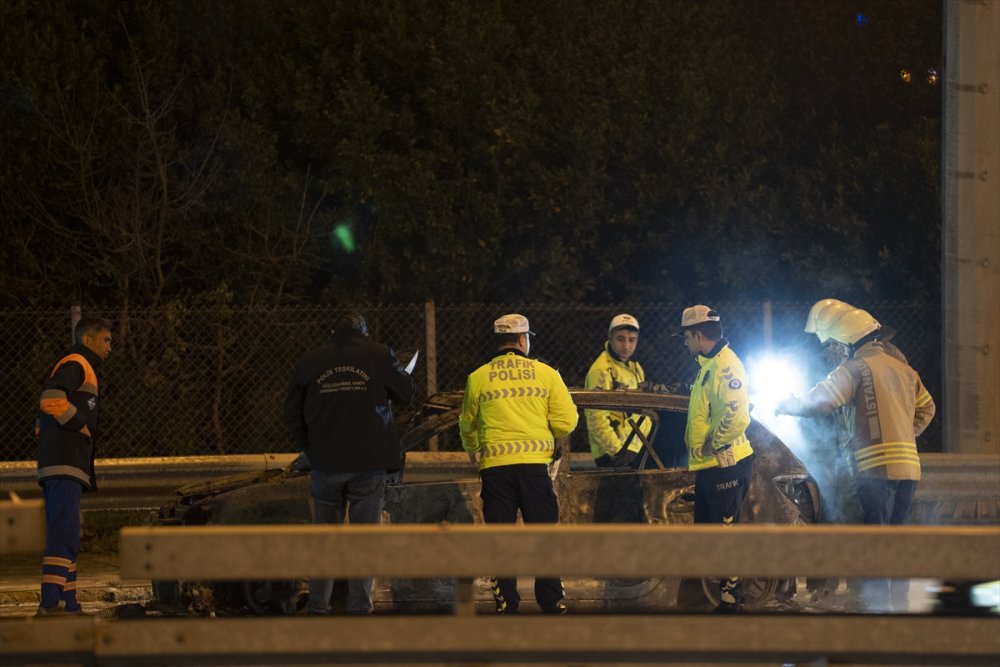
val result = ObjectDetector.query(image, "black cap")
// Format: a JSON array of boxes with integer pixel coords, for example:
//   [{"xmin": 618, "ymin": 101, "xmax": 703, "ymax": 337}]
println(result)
[{"xmin": 333, "ymin": 313, "xmax": 368, "ymax": 337}]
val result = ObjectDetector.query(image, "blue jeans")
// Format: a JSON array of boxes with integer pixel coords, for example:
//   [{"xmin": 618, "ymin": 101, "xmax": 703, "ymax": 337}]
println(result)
[
  {"xmin": 307, "ymin": 470, "xmax": 386, "ymax": 614},
  {"xmin": 855, "ymin": 477, "xmax": 917, "ymax": 611}
]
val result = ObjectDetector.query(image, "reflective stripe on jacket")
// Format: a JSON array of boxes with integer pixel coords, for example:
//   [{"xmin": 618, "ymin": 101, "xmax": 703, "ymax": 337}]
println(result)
[
  {"xmin": 684, "ymin": 341, "xmax": 753, "ymax": 472},
  {"xmin": 789, "ymin": 341, "xmax": 935, "ymax": 480},
  {"xmin": 584, "ymin": 345, "xmax": 651, "ymax": 458},
  {"xmin": 460, "ymin": 349, "xmax": 579, "ymax": 470},
  {"xmin": 37, "ymin": 345, "xmax": 103, "ymax": 490}
]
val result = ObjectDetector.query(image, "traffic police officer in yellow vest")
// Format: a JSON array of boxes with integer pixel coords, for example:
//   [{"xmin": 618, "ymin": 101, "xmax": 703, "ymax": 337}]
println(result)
[
  {"xmin": 584, "ymin": 313, "xmax": 652, "ymax": 467},
  {"xmin": 677, "ymin": 305, "xmax": 754, "ymax": 612},
  {"xmin": 460, "ymin": 313, "xmax": 579, "ymax": 614},
  {"xmin": 776, "ymin": 302, "xmax": 935, "ymax": 611}
]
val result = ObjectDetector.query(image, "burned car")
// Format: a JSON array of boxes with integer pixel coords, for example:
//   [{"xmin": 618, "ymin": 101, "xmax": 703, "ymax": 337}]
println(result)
[{"xmin": 151, "ymin": 389, "xmax": 821, "ymax": 615}]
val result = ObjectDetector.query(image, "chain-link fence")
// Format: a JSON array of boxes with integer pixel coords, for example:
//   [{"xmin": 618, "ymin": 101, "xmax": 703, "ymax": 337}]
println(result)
[{"xmin": 1, "ymin": 300, "xmax": 941, "ymax": 461}]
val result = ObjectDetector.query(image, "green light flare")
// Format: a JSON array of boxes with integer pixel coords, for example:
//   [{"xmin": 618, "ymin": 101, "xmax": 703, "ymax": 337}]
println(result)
[{"xmin": 332, "ymin": 222, "xmax": 356, "ymax": 253}]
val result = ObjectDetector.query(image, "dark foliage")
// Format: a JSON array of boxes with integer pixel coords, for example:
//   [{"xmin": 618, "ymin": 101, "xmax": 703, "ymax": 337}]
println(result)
[{"xmin": 0, "ymin": 0, "xmax": 941, "ymax": 309}]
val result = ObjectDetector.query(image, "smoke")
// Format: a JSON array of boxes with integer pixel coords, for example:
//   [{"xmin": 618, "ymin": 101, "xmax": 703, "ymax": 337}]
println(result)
[
  {"xmin": 745, "ymin": 350, "xmax": 858, "ymax": 522},
  {"xmin": 744, "ymin": 347, "xmax": 971, "ymax": 613},
  {"xmin": 746, "ymin": 350, "xmax": 916, "ymax": 612}
]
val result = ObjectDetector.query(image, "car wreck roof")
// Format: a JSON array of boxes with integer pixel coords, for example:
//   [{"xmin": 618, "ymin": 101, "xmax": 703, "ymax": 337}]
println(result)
[{"xmin": 422, "ymin": 388, "xmax": 690, "ymax": 413}]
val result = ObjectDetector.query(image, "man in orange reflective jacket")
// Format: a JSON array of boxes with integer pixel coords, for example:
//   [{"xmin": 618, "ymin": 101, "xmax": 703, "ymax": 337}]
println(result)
[{"xmin": 35, "ymin": 316, "xmax": 112, "ymax": 616}]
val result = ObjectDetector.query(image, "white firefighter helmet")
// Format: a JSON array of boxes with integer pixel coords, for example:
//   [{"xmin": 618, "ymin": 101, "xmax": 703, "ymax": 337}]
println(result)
[
  {"xmin": 805, "ymin": 299, "xmax": 851, "ymax": 341},
  {"xmin": 824, "ymin": 307, "xmax": 881, "ymax": 345},
  {"xmin": 807, "ymin": 299, "xmax": 881, "ymax": 346}
]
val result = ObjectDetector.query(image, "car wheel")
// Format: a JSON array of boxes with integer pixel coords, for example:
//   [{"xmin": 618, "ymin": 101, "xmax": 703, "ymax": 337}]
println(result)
[
  {"xmin": 240, "ymin": 579, "xmax": 308, "ymax": 615},
  {"xmin": 151, "ymin": 579, "xmax": 182, "ymax": 606},
  {"xmin": 700, "ymin": 576, "xmax": 778, "ymax": 611}
]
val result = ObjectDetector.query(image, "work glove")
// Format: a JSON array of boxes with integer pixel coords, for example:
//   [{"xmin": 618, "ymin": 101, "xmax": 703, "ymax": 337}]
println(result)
[
  {"xmin": 774, "ymin": 396, "xmax": 799, "ymax": 416},
  {"xmin": 548, "ymin": 449, "xmax": 563, "ymax": 480},
  {"xmin": 290, "ymin": 451, "xmax": 311, "ymax": 472},
  {"xmin": 700, "ymin": 435, "xmax": 737, "ymax": 467}
]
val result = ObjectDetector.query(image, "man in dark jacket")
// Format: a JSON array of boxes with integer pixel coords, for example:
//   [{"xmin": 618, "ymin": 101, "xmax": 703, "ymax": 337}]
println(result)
[
  {"xmin": 283, "ymin": 313, "xmax": 415, "ymax": 614},
  {"xmin": 35, "ymin": 316, "xmax": 112, "ymax": 616}
]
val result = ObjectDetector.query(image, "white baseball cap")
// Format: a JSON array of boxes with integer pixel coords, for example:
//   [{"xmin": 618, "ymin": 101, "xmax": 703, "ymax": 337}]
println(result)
[
  {"xmin": 674, "ymin": 305, "xmax": 721, "ymax": 334},
  {"xmin": 608, "ymin": 313, "xmax": 639, "ymax": 334},
  {"xmin": 493, "ymin": 313, "xmax": 534, "ymax": 335}
]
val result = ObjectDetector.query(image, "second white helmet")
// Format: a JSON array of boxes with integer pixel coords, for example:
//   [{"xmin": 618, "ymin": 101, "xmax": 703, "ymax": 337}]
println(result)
[{"xmin": 805, "ymin": 299, "xmax": 880, "ymax": 346}]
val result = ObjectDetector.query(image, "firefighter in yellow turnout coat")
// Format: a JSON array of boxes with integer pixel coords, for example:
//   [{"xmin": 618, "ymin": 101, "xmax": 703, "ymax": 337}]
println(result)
[
  {"xmin": 460, "ymin": 314, "xmax": 578, "ymax": 614},
  {"xmin": 777, "ymin": 301, "xmax": 935, "ymax": 611}
]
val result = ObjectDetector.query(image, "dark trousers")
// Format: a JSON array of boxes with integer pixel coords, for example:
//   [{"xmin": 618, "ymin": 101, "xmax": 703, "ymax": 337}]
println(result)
[
  {"xmin": 308, "ymin": 470, "xmax": 386, "ymax": 614},
  {"xmin": 480, "ymin": 463, "xmax": 563, "ymax": 611},
  {"xmin": 693, "ymin": 454, "xmax": 754, "ymax": 605},
  {"xmin": 40, "ymin": 478, "xmax": 84, "ymax": 610},
  {"xmin": 693, "ymin": 454, "xmax": 754, "ymax": 524},
  {"xmin": 855, "ymin": 477, "xmax": 917, "ymax": 610}
]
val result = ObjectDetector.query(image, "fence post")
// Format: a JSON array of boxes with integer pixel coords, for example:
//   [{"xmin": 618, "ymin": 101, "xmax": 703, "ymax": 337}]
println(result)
[
  {"xmin": 70, "ymin": 305, "xmax": 81, "ymax": 344},
  {"xmin": 425, "ymin": 299, "xmax": 439, "ymax": 451}
]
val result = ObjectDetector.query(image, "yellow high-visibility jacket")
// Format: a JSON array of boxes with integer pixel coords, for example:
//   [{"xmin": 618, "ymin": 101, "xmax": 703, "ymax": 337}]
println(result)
[
  {"xmin": 782, "ymin": 341, "xmax": 935, "ymax": 480},
  {"xmin": 460, "ymin": 349, "xmax": 579, "ymax": 470},
  {"xmin": 684, "ymin": 340, "xmax": 753, "ymax": 472},
  {"xmin": 584, "ymin": 345, "xmax": 651, "ymax": 459}
]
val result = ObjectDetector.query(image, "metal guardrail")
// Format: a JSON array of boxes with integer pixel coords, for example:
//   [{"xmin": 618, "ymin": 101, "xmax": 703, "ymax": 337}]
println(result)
[
  {"xmin": 3, "ymin": 615, "xmax": 998, "ymax": 666},
  {"xmin": 119, "ymin": 523, "xmax": 1000, "ymax": 581},
  {"xmin": 1, "ymin": 524, "xmax": 998, "ymax": 666},
  {"xmin": 2, "ymin": 451, "xmax": 997, "ymax": 514},
  {"xmin": 0, "ymin": 452, "xmax": 568, "ymax": 509},
  {"xmin": 0, "ymin": 454, "xmax": 298, "ymax": 509},
  {"xmin": 0, "ymin": 493, "xmax": 44, "ymax": 555}
]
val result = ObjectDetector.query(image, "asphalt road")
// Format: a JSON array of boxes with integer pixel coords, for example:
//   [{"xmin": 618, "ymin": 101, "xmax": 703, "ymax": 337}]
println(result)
[
  {"xmin": 1, "ymin": 548, "xmax": 941, "ymax": 619},
  {"xmin": 0, "ymin": 551, "xmax": 151, "ymax": 618}
]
